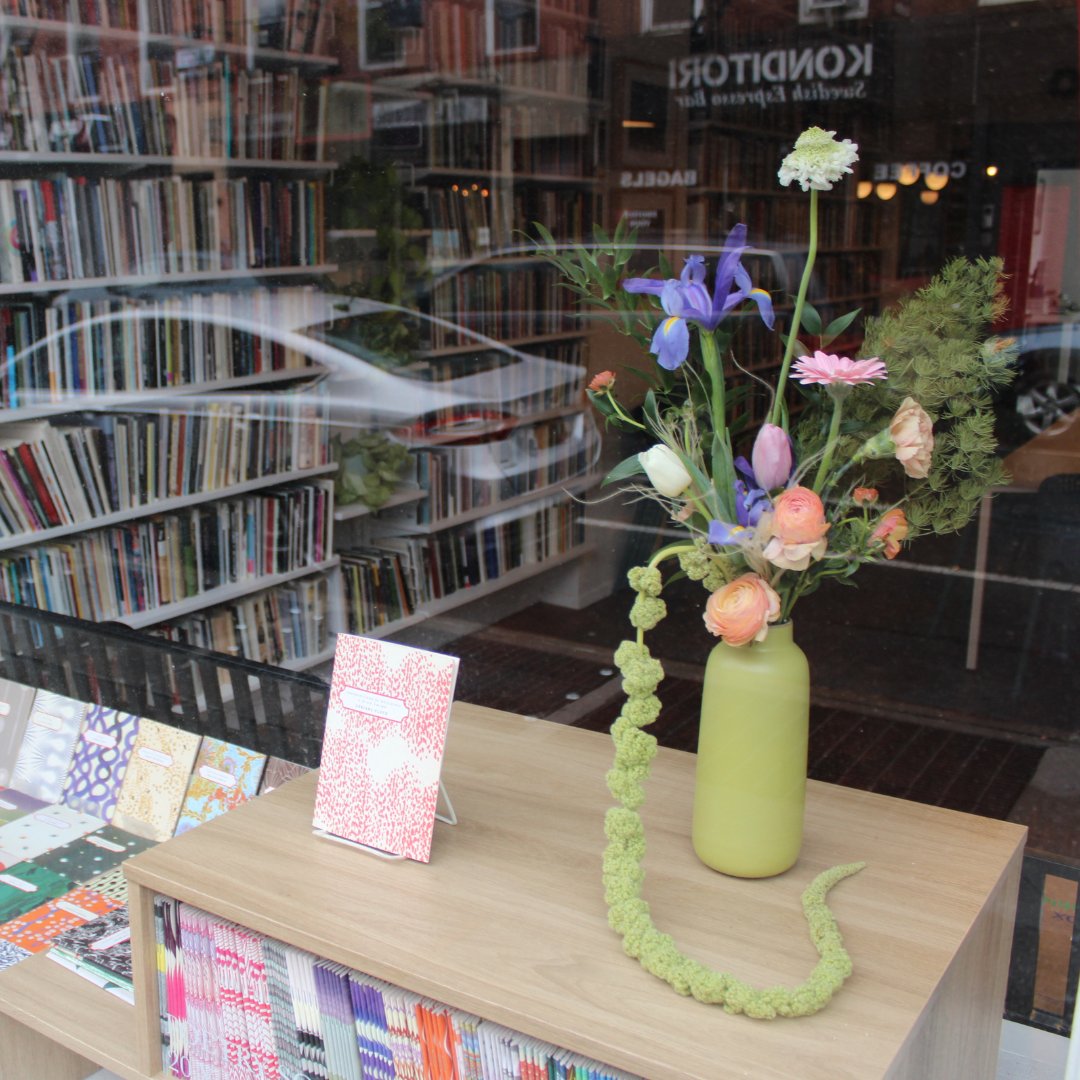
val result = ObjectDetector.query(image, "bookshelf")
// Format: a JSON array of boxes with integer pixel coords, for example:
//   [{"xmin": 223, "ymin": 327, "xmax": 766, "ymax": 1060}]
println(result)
[
  {"xmin": 0, "ymin": 2, "xmax": 341, "ymax": 669},
  {"xmin": 324, "ymin": 0, "xmax": 607, "ymax": 639},
  {"xmin": 0, "ymin": 702, "xmax": 1026, "ymax": 1080}
]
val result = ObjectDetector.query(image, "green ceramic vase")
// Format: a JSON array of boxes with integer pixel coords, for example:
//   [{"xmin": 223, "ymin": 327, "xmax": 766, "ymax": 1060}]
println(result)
[{"xmin": 692, "ymin": 621, "xmax": 810, "ymax": 878}]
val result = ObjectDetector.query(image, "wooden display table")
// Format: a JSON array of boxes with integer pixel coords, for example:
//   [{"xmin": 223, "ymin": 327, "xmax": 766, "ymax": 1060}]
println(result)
[{"xmin": 0, "ymin": 703, "xmax": 1026, "ymax": 1080}]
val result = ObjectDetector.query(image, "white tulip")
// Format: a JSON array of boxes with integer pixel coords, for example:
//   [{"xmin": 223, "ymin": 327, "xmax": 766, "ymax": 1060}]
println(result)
[{"xmin": 639, "ymin": 444, "xmax": 692, "ymax": 498}]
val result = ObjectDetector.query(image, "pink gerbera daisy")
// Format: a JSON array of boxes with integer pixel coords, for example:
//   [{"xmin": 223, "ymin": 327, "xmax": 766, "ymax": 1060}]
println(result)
[{"xmin": 791, "ymin": 351, "xmax": 888, "ymax": 386}]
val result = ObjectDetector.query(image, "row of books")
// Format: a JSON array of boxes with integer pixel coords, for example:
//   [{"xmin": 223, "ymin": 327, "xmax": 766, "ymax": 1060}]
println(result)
[
  {"xmin": 380, "ymin": 496, "xmax": 584, "ymax": 605},
  {"xmin": 0, "ymin": 681, "xmax": 308, "ymax": 979},
  {"xmin": 0, "ymin": 401, "xmax": 328, "ymax": 538},
  {"xmin": 155, "ymin": 572, "xmax": 330, "ymax": 667},
  {"xmin": 0, "ymin": 49, "xmax": 328, "ymax": 161},
  {"xmin": 0, "ymin": 174, "xmax": 325, "ymax": 285},
  {"xmin": 427, "ymin": 263, "xmax": 578, "ymax": 348},
  {"xmin": 154, "ymin": 895, "xmax": 636, "ymax": 1080},
  {"xmin": 431, "ymin": 94, "xmax": 494, "ymax": 171},
  {"xmin": 428, "ymin": 185, "xmax": 594, "ymax": 265},
  {"xmin": 406, "ymin": 412, "xmax": 598, "ymax": 525},
  {"xmin": 339, "ymin": 548, "xmax": 412, "ymax": 635},
  {"xmin": 0, "ymin": 288, "xmax": 321, "ymax": 405},
  {"xmin": 2, "ymin": 0, "xmax": 335, "ymax": 52},
  {"xmin": 0, "ymin": 479, "xmax": 333, "ymax": 621}
]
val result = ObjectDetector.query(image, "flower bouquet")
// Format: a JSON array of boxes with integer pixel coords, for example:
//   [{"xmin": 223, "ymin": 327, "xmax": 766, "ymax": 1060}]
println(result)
[{"xmin": 535, "ymin": 128, "xmax": 1018, "ymax": 1018}]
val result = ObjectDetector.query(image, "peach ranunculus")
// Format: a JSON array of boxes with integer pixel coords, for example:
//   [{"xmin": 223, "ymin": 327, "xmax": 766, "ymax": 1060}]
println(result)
[
  {"xmin": 852, "ymin": 487, "xmax": 879, "ymax": 506},
  {"xmin": 703, "ymin": 573, "xmax": 782, "ymax": 647},
  {"xmin": 761, "ymin": 485, "xmax": 830, "ymax": 571},
  {"xmin": 588, "ymin": 370, "xmax": 616, "ymax": 393},
  {"xmin": 871, "ymin": 507, "xmax": 908, "ymax": 559},
  {"xmin": 889, "ymin": 397, "xmax": 934, "ymax": 479}
]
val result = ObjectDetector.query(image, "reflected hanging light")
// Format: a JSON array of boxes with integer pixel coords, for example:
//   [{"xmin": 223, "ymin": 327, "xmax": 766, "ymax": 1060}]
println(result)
[
  {"xmin": 924, "ymin": 172, "xmax": 949, "ymax": 191},
  {"xmin": 875, "ymin": 182, "xmax": 898, "ymax": 201}
]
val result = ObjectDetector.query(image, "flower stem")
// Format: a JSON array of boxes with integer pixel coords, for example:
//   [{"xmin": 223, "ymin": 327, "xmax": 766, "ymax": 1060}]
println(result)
[
  {"xmin": 699, "ymin": 330, "xmax": 726, "ymax": 450},
  {"xmin": 608, "ymin": 395, "xmax": 647, "ymax": 431},
  {"xmin": 770, "ymin": 187, "xmax": 819, "ymax": 431},
  {"xmin": 813, "ymin": 394, "xmax": 844, "ymax": 492}
]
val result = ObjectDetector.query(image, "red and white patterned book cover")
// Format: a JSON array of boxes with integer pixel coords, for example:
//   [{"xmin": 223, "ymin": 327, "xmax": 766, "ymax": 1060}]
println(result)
[{"xmin": 312, "ymin": 634, "xmax": 460, "ymax": 863}]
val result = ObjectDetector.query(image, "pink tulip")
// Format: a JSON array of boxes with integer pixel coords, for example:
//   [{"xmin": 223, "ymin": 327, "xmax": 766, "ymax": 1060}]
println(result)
[{"xmin": 751, "ymin": 423, "xmax": 793, "ymax": 491}]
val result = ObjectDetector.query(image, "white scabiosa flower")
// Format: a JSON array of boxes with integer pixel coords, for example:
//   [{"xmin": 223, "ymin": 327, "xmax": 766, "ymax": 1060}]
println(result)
[{"xmin": 778, "ymin": 127, "xmax": 859, "ymax": 191}]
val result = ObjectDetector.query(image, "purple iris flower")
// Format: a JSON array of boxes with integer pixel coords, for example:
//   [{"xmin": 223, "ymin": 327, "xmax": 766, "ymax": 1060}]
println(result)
[
  {"xmin": 708, "ymin": 519, "xmax": 748, "ymax": 547},
  {"xmin": 732, "ymin": 456, "xmax": 772, "ymax": 526},
  {"xmin": 622, "ymin": 224, "xmax": 776, "ymax": 370}
]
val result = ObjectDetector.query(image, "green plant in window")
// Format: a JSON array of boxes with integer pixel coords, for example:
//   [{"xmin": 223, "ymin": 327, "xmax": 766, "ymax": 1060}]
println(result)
[{"xmin": 334, "ymin": 431, "xmax": 411, "ymax": 509}]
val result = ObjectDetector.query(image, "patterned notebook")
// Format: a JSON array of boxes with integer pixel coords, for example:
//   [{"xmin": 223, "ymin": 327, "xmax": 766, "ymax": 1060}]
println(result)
[
  {"xmin": 312, "ymin": 635, "xmax": 460, "ymax": 863},
  {"xmin": 0, "ymin": 939, "xmax": 29, "ymax": 972},
  {"xmin": 0, "ymin": 860, "xmax": 75, "ymax": 922},
  {"xmin": 0, "ymin": 804, "xmax": 105, "ymax": 870},
  {"xmin": 259, "ymin": 756, "xmax": 311, "ymax": 795},
  {"xmin": 30, "ymin": 825, "xmax": 156, "ymax": 884},
  {"xmin": 0, "ymin": 787, "xmax": 48, "ymax": 826},
  {"xmin": 174, "ymin": 736, "xmax": 266, "ymax": 836},
  {"xmin": 9, "ymin": 690, "xmax": 88, "ymax": 803},
  {"xmin": 110, "ymin": 720, "xmax": 202, "ymax": 841},
  {"xmin": 48, "ymin": 904, "xmax": 133, "ymax": 994},
  {"xmin": 84, "ymin": 865, "xmax": 129, "ymax": 905},
  {"xmin": 0, "ymin": 679, "xmax": 37, "ymax": 788},
  {"xmin": 61, "ymin": 704, "xmax": 141, "ymax": 821},
  {"xmin": 0, "ymin": 885, "xmax": 122, "ymax": 953}
]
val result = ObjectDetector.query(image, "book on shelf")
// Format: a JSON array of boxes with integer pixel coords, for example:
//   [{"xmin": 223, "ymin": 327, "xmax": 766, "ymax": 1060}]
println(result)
[
  {"xmin": 111, "ymin": 718, "xmax": 202, "ymax": 841},
  {"xmin": 59, "ymin": 704, "xmax": 141, "ymax": 821},
  {"xmin": 0, "ymin": 802, "xmax": 105, "ymax": 869},
  {"xmin": 0, "ymin": 859, "xmax": 75, "ymax": 922},
  {"xmin": 0, "ymin": 883, "xmax": 121, "ymax": 954},
  {"xmin": 8, "ymin": 689, "xmax": 89, "ymax": 805},
  {"xmin": 173, "ymin": 735, "xmax": 267, "ymax": 835},
  {"xmin": 0, "ymin": 679, "xmax": 37, "ymax": 788},
  {"xmin": 153, "ymin": 897, "xmax": 642, "ymax": 1080},
  {"xmin": 46, "ymin": 902, "xmax": 134, "ymax": 1003},
  {"xmin": 30, "ymin": 823, "xmax": 156, "ymax": 883},
  {"xmin": 312, "ymin": 634, "xmax": 460, "ymax": 862}
]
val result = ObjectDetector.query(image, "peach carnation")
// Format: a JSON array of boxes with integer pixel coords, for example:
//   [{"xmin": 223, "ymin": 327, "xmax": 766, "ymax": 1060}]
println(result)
[
  {"xmin": 871, "ymin": 507, "xmax": 908, "ymax": 559},
  {"xmin": 703, "ymin": 573, "xmax": 782, "ymax": 647},
  {"xmin": 889, "ymin": 397, "xmax": 934, "ymax": 479},
  {"xmin": 762, "ymin": 485, "xmax": 830, "ymax": 571}
]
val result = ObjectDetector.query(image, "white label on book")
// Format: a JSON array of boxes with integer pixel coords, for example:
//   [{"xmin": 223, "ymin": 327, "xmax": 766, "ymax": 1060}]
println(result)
[
  {"xmin": 33, "ymin": 812, "xmax": 70, "ymax": 829},
  {"xmin": 0, "ymin": 873, "xmax": 36, "ymax": 892},
  {"xmin": 138, "ymin": 747, "xmax": 173, "ymax": 768},
  {"xmin": 91, "ymin": 926, "xmax": 131, "ymax": 950},
  {"xmin": 32, "ymin": 711, "xmax": 62, "ymax": 731},
  {"xmin": 85, "ymin": 836, "xmax": 126, "ymax": 853},
  {"xmin": 56, "ymin": 899, "xmax": 97, "ymax": 920},
  {"xmin": 340, "ymin": 686, "xmax": 409, "ymax": 723},
  {"xmin": 83, "ymin": 729, "xmax": 118, "ymax": 750},
  {"xmin": 198, "ymin": 766, "xmax": 237, "ymax": 789},
  {"xmin": 0, "ymin": 700, "xmax": 10, "ymax": 716}
]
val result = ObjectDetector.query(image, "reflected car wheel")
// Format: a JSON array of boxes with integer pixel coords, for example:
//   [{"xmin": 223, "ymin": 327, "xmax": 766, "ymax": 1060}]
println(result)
[{"xmin": 1016, "ymin": 378, "xmax": 1080, "ymax": 435}]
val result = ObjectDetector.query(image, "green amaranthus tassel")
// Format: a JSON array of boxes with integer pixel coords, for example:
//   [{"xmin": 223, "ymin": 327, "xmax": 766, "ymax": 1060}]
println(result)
[{"xmin": 602, "ymin": 564, "xmax": 865, "ymax": 1019}]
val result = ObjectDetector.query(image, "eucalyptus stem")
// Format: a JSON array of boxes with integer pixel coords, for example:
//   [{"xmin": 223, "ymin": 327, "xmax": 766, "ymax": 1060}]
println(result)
[
  {"xmin": 812, "ymin": 394, "xmax": 844, "ymax": 492},
  {"xmin": 770, "ymin": 187, "xmax": 819, "ymax": 430},
  {"xmin": 699, "ymin": 330, "xmax": 726, "ymax": 449}
]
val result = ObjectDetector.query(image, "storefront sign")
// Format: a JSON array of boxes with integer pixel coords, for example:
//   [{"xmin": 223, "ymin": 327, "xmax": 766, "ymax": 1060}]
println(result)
[
  {"xmin": 669, "ymin": 43, "xmax": 873, "ymax": 110},
  {"xmin": 620, "ymin": 170, "xmax": 697, "ymax": 189},
  {"xmin": 872, "ymin": 161, "xmax": 968, "ymax": 181}
]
